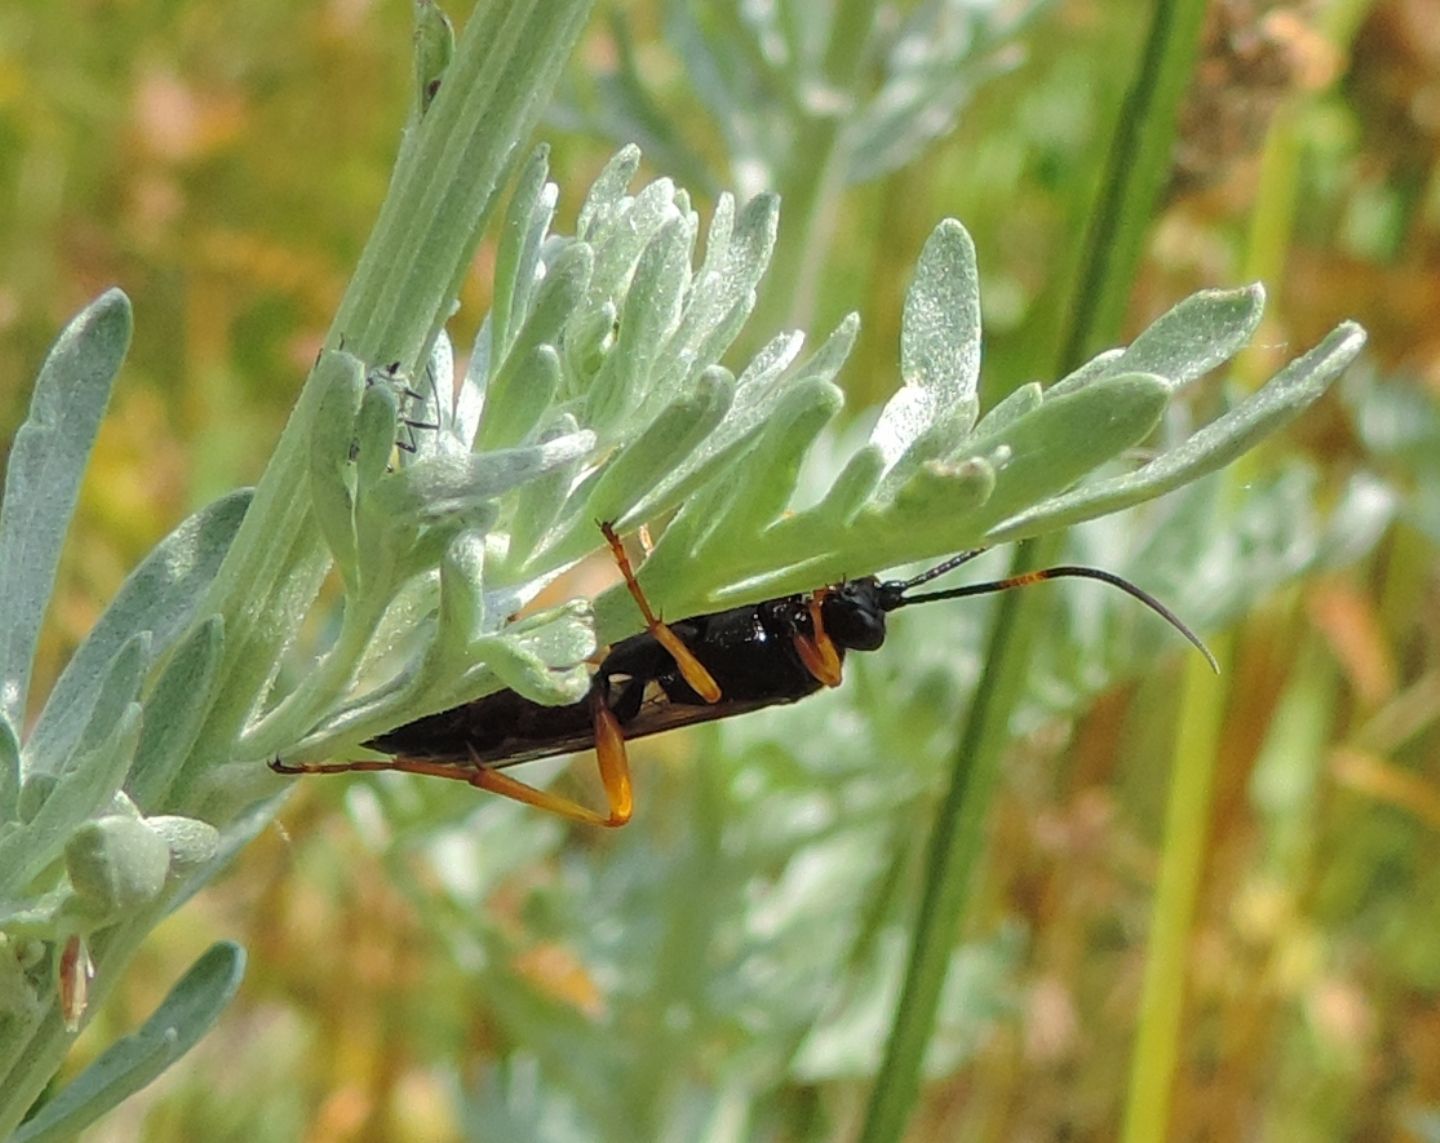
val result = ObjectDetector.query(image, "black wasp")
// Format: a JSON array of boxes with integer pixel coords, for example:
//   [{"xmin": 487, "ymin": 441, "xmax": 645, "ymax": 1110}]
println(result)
[{"xmin": 273, "ymin": 524, "xmax": 1214, "ymax": 827}]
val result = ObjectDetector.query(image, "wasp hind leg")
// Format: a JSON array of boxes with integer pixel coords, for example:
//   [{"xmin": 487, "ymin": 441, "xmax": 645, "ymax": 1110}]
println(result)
[
  {"xmin": 466, "ymin": 694, "xmax": 632, "ymax": 828},
  {"xmin": 600, "ymin": 521, "xmax": 722, "ymax": 703},
  {"xmin": 269, "ymin": 691, "xmax": 634, "ymax": 828}
]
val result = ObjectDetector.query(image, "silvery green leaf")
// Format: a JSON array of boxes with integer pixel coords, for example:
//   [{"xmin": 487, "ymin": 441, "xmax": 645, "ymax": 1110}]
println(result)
[
  {"xmin": 560, "ymin": 299, "xmax": 617, "ymax": 398},
  {"xmin": 369, "ymin": 431, "xmax": 595, "ymax": 522},
  {"xmin": 25, "ymin": 491, "xmax": 248, "ymax": 773},
  {"xmin": 508, "ymin": 415, "xmax": 588, "ymax": 574},
  {"xmin": 971, "ymin": 382, "xmax": 1042, "ymax": 437},
  {"xmin": 64, "ymin": 816, "xmax": 170, "ymax": 917},
  {"xmin": 421, "ymin": 531, "xmax": 488, "ymax": 678},
  {"xmin": 695, "ymin": 191, "xmax": 735, "ymax": 283},
  {"xmin": 1050, "ymin": 348, "xmax": 1125, "ymax": 395},
  {"xmin": 0, "ymin": 718, "xmax": 17, "ymax": 821},
  {"xmin": 789, "ymin": 312, "xmax": 860, "ymax": 388},
  {"xmin": 704, "ymin": 380, "xmax": 846, "ymax": 543},
  {"xmin": 494, "ymin": 240, "xmax": 592, "ymax": 396},
  {"xmin": 475, "ymin": 344, "xmax": 561, "ymax": 451},
  {"xmin": 585, "ymin": 178, "xmax": 681, "ymax": 311},
  {"xmin": 126, "ymin": 616, "xmax": 225, "ymax": 813},
  {"xmin": 75, "ymin": 633, "xmax": 150, "ymax": 760},
  {"xmin": 405, "ymin": 330, "xmax": 451, "ymax": 461},
  {"xmin": 633, "ymin": 329, "xmax": 801, "ymax": 501},
  {"xmin": 306, "ymin": 354, "xmax": 366, "ymax": 586},
  {"xmin": 455, "ymin": 319, "xmax": 489, "ymax": 446},
  {"xmin": 12, "ymin": 942, "xmax": 245, "ymax": 1143},
  {"xmin": 687, "ymin": 193, "xmax": 778, "ymax": 365},
  {"xmin": 587, "ymin": 368, "xmax": 734, "ymax": 526},
  {"xmin": 354, "ymin": 376, "xmax": 401, "ymax": 489},
  {"xmin": 576, "ymin": 144, "xmax": 641, "ymax": 240},
  {"xmin": 816, "ymin": 446, "xmax": 887, "ymax": 528},
  {"xmin": 144, "ymin": 815, "xmax": 220, "ymax": 875},
  {"xmin": 1050, "ymin": 285, "xmax": 1265, "ymax": 397},
  {"xmin": 492, "ymin": 145, "xmax": 554, "ymax": 356},
  {"xmin": 0, "ymin": 702, "xmax": 141, "ymax": 900},
  {"xmin": 0, "ymin": 290, "xmax": 131, "ymax": 734},
  {"xmin": 876, "ymin": 220, "xmax": 981, "ymax": 466},
  {"xmin": 469, "ymin": 603, "xmax": 595, "ymax": 706},
  {"xmin": 988, "ymin": 323, "xmax": 1367, "ymax": 543},
  {"xmin": 586, "ymin": 217, "xmax": 691, "ymax": 432},
  {"xmin": 410, "ymin": 0, "xmax": 452, "ymax": 120},
  {"xmin": 966, "ymin": 372, "xmax": 1170, "ymax": 531},
  {"xmin": 737, "ymin": 328, "xmax": 806, "ymax": 388},
  {"xmin": 350, "ymin": 601, "xmax": 593, "ymax": 733},
  {"xmin": 629, "ymin": 378, "xmax": 843, "ymax": 593}
]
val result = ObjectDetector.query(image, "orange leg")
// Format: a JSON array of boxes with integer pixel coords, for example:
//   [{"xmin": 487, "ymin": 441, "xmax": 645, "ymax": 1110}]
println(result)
[
  {"xmin": 792, "ymin": 589, "xmax": 844, "ymax": 687},
  {"xmin": 600, "ymin": 521, "xmax": 722, "ymax": 703},
  {"xmin": 269, "ymin": 692, "xmax": 634, "ymax": 828}
]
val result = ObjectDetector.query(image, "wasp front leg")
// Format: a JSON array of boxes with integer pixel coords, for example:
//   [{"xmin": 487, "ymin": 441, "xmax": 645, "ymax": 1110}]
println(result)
[
  {"xmin": 600, "ymin": 521, "xmax": 722, "ymax": 703},
  {"xmin": 792, "ymin": 589, "xmax": 844, "ymax": 688}
]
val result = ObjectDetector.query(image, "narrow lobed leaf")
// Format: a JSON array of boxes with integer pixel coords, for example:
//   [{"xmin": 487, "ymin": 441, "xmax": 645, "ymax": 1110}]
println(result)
[
  {"xmin": 12, "ymin": 942, "xmax": 246, "ymax": 1143},
  {"xmin": 987, "ymin": 323, "xmax": 1367, "ymax": 543},
  {"xmin": 25, "ymin": 491, "xmax": 249, "ymax": 773},
  {"xmin": 127, "ymin": 616, "xmax": 226, "ymax": 813},
  {"xmin": 0, "ymin": 290, "xmax": 132, "ymax": 734}
]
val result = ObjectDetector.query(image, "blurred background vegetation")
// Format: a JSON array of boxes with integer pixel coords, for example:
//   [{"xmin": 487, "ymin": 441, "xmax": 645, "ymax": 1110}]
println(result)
[{"xmin": 3, "ymin": 0, "xmax": 1439, "ymax": 1139}]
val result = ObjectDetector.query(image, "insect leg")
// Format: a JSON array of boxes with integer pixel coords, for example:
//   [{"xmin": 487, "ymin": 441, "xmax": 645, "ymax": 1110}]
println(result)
[
  {"xmin": 270, "ymin": 757, "xmax": 405, "ymax": 776},
  {"xmin": 792, "ymin": 590, "xmax": 844, "ymax": 687},
  {"xmin": 600, "ymin": 522, "xmax": 722, "ymax": 703},
  {"xmin": 272, "ymin": 745, "xmax": 633, "ymax": 828},
  {"xmin": 468, "ymin": 691, "xmax": 632, "ymax": 826}
]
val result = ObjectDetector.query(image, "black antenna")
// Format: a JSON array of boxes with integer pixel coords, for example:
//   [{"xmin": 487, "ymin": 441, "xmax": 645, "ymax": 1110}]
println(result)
[{"xmin": 882, "ymin": 553, "xmax": 1218, "ymax": 673}]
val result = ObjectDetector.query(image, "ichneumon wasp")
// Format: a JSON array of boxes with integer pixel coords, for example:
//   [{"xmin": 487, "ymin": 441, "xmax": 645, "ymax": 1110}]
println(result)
[{"xmin": 272, "ymin": 524, "xmax": 1216, "ymax": 827}]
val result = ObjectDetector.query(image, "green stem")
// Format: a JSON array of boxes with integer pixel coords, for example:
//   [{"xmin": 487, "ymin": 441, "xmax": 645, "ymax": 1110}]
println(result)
[
  {"xmin": 181, "ymin": 0, "xmax": 597, "ymax": 792},
  {"xmin": 859, "ymin": 2, "xmax": 1209, "ymax": 1138},
  {"xmin": 762, "ymin": 0, "xmax": 879, "ymax": 331},
  {"xmin": 858, "ymin": 532, "xmax": 1058, "ymax": 1143},
  {"xmin": 1060, "ymin": 0, "xmax": 1210, "ymax": 366},
  {"xmin": 1120, "ymin": 640, "xmax": 1230, "ymax": 1142},
  {"xmin": 0, "ymin": 1, "xmax": 599, "ymax": 1131}
]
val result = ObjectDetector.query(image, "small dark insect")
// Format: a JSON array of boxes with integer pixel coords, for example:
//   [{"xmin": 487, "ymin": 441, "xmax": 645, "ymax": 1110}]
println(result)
[
  {"xmin": 272, "ymin": 525, "xmax": 1215, "ymax": 827},
  {"xmin": 367, "ymin": 360, "xmax": 440, "ymax": 455}
]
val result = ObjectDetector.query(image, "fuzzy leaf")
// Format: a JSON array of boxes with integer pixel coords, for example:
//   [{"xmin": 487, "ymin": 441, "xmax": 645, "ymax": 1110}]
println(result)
[
  {"xmin": 492, "ymin": 146, "xmax": 556, "ymax": 355},
  {"xmin": 65, "ymin": 816, "xmax": 170, "ymax": 918},
  {"xmin": 0, "ymin": 702, "xmax": 142, "ymax": 902},
  {"xmin": 577, "ymin": 145, "xmax": 642, "ymax": 240},
  {"xmin": 587, "ymin": 367, "xmax": 734, "ymax": 526},
  {"xmin": 126, "ymin": 616, "xmax": 225, "ymax": 812},
  {"xmin": 0, "ymin": 290, "xmax": 131, "ymax": 734},
  {"xmin": 475, "ymin": 345, "xmax": 562, "ymax": 452},
  {"xmin": 145, "ymin": 815, "xmax": 221, "ymax": 875},
  {"xmin": 306, "ymin": 354, "xmax": 366, "ymax": 586},
  {"xmin": 988, "ymin": 323, "xmax": 1368, "ymax": 542},
  {"xmin": 25, "ymin": 491, "xmax": 248, "ymax": 774},
  {"xmin": 0, "ymin": 718, "xmax": 17, "ymax": 821},
  {"xmin": 13, "ymin": 942, "xmax": 246, "ymax": 1143},
  {"xmin": 876, "ymin": 220, "xmax": 981, "ymax": 463},
  {"xmin": 369, "ymin": 431, "xmax": 595, "ymax": 521},
  {"xmin": 961, "ymin": 372, "xmax": 1170, "ymax": 530}
]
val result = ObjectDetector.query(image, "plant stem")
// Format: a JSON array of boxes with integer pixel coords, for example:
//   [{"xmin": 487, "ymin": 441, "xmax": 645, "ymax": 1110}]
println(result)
[
  {"xmin": 857, "ymin": 531, "xmax": 1057, "ymax": 1143},
  {"xmin": 762, "ymin": 0, "xmax": 879, "ymax": 331},
  {"xmin": 859, "ymin": 1, "xmax": 1209, "ymax": 1137},
  {"xmin": 1120, "ymin": 638, "xmax": 1231, "ymax": 1142},
  {"xmin": 0, "ymin": 1, "xmax": 598, "ymax": 1131}
]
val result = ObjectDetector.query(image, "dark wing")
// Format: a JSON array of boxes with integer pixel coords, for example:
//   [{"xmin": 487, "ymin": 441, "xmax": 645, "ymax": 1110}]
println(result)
[{"xmin": 474, "ymin": 686, "xmax": 799, "ymax": 771}]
